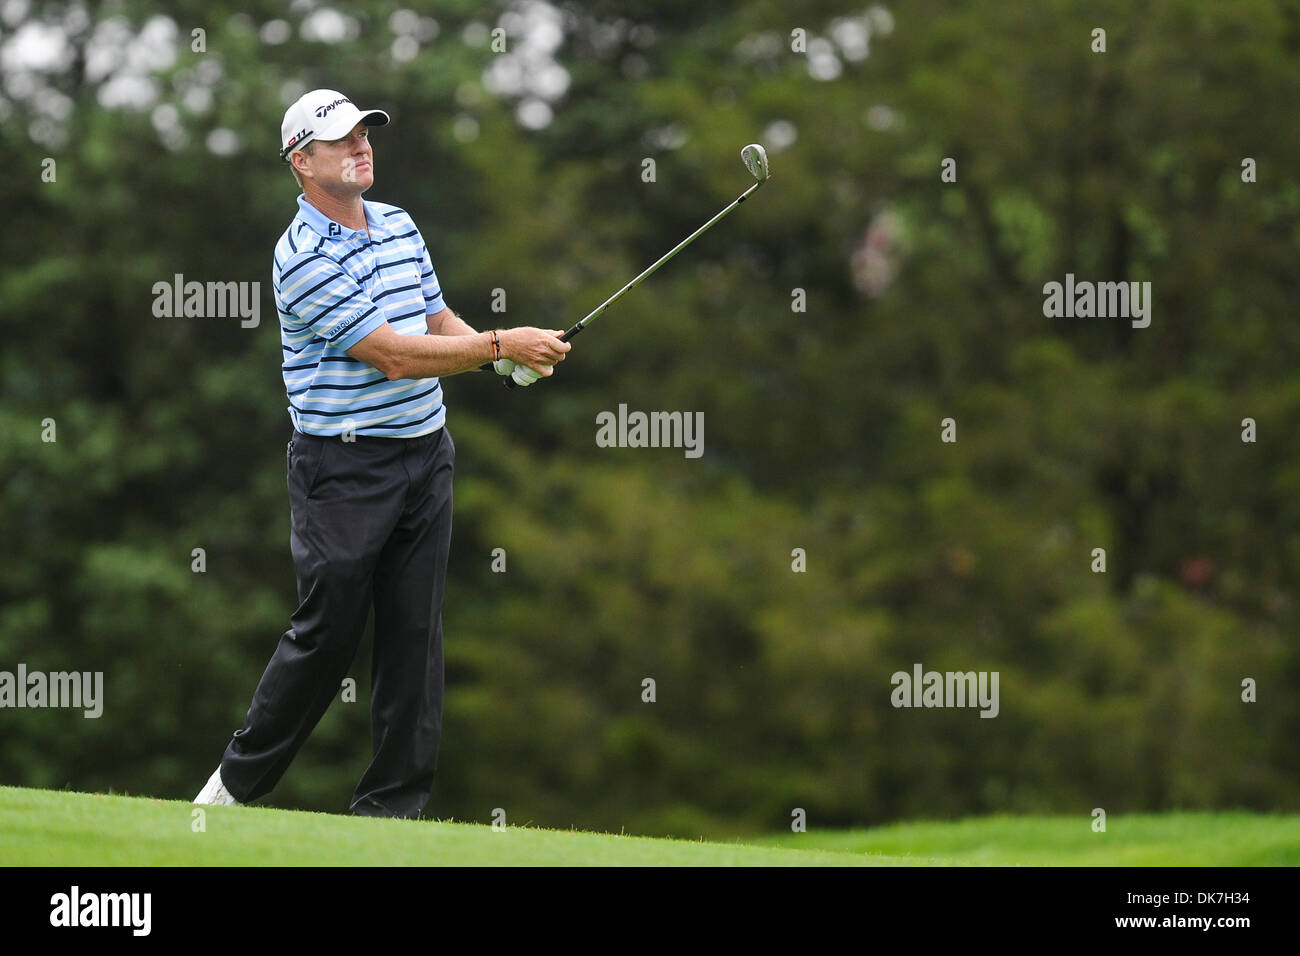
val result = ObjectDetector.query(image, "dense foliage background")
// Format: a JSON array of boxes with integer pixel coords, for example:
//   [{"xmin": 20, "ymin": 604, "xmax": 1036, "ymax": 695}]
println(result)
[{"xmin": 2, "ymin": 0, "xmax": 1297, "ymax": 837}]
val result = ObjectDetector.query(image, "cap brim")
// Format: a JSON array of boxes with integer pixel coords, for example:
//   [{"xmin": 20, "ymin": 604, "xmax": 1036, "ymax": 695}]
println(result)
[{"xmin": 315, "ymin": 107, "xmax": 390, "ymax": 142}]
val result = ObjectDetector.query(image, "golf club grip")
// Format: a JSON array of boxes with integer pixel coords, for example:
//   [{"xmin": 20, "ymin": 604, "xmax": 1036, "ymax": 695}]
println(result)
[{"xmin": 497, "ymin": 324, "xmax": 584, "ymax": 388}]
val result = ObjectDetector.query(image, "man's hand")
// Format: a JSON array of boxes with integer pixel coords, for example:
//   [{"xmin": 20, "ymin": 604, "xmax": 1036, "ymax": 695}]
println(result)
[{"xmin": 499, "ymin": 328, "xmax": 570, "ymax": 376}]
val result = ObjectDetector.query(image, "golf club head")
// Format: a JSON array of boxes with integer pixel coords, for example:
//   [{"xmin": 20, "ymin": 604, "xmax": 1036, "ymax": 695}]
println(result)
[{"xmin": 741, "ymin": 143, "xmax": 769, "ymax": 184}]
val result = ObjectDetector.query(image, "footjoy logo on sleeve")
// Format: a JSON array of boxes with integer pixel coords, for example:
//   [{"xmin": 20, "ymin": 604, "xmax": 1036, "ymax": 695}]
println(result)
[{"xmin": 50, "ymin": 887, "xmax": 151, "ymax": 936}]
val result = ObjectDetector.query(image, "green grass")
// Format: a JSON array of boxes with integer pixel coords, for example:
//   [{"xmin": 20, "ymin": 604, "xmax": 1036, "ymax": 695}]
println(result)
[
  {"xmin": 2, "ymin": 786, "xmax": 1296, "ymax": 865},
  {"xmin": 749, "ymin": 812, "xmax": 1300, "ymax": 866}
]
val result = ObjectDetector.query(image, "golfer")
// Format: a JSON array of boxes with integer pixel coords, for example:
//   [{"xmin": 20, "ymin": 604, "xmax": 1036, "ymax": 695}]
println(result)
[{"xmin": 194, "ymin": 89, "xmax": 570, "ymax": 817}]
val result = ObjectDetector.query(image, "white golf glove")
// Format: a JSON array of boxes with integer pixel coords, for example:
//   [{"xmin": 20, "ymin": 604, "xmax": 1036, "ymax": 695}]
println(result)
[
  {"xmin": 492, "ymin": 358, "xmax": 516, "ymax": 376},
  {"xmin": 511, "ymin": 364, "xmax": 550, "ymax": 387}
]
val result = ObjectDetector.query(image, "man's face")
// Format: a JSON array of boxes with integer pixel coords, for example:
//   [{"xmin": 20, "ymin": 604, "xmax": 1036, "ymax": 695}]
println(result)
[{"xmin": 297, "ymin": 122, "xmax": 374, "ymax": 192}]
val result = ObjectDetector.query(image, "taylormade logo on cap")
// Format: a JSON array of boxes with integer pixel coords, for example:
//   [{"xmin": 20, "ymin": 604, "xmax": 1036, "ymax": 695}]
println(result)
[
  {"xmin": 314, "ymin": 96, "xmax": 351, "ymax": 119},
  {"xmin": 280, "ymin": 89, "xmax": 390, "ymax": 161}
]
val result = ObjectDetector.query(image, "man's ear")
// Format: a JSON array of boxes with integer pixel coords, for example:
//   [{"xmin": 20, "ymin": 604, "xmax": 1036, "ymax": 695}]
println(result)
[{"xmin": 292, "ymin": 151, "xmax": 312, "ymax": 180}]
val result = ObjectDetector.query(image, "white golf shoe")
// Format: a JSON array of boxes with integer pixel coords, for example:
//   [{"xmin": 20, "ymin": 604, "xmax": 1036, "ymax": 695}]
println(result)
[{"xmin": 193, "ymin": 767, "xmax": 242, "ymax": 806}]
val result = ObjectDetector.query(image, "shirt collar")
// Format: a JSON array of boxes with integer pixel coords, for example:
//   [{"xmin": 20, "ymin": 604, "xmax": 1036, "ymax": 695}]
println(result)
[{"xmin": 295, "ymin": 194, "xmax": 385, "ymax": 241}]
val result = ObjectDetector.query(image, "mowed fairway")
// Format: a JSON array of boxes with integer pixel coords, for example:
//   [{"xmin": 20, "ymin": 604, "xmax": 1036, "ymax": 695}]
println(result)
[
  {"xmin": 751, "ymin": 812, "xmax": 1300, "ymax": 866},
  {"xmin": 1, "ymin": 786, "xmax": 1296, "ymax": 866}
]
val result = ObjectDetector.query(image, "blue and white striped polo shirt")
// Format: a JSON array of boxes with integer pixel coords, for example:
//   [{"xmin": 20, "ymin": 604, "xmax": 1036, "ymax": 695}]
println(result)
[{"xmin": 272, "ymin": 194, "xmax": 446, "ymax": 437}]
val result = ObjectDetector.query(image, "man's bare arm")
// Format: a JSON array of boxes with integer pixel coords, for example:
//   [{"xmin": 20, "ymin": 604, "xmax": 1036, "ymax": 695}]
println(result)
[
  {"xmin": 426, "ymin": 306, "xmax": 478, "ymax": 337},
  {"xmin": 349, "ymin": 321, "xmax": 571, "ymax": 381}
]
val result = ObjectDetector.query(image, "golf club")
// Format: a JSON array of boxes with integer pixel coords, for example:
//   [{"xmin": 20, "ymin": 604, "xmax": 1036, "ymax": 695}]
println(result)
[{"xmin": 485, "ymin": 143, "xmax": 770, "ymax": 388}]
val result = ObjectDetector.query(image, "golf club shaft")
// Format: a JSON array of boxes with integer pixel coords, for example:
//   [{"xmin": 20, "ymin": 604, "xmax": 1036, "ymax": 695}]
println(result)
[
  {"xmin": 485, "ymin": 177, "xmax": 765, "ymax": 385},
  {"xmin": 560, "ymin": 178, "xmax": 764, "ymax": 342}
]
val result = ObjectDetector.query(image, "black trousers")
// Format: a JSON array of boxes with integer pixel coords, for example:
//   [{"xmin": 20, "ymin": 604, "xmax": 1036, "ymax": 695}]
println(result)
[{"xmin": 220, "ymin": 425, "xmax": 455, "ymax": 818}]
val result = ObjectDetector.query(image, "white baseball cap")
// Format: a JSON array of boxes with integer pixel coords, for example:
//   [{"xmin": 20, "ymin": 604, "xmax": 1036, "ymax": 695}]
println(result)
[{"xmin": 279, "ymin": 89, "xmax": 390, "ymax": 162}]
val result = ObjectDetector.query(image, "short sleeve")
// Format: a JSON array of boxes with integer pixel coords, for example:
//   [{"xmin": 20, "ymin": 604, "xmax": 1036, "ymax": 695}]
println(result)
[
  {"xmin": 276, "ymin": 252, "xmax": 387, "ymax": 351},
  {"xmin": 420, "ymin": 241, "xmax": 446, "ymax": 314}
]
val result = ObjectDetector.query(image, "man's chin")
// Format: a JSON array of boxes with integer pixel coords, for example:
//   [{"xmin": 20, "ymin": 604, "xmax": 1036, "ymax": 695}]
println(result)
[{"xmin": 338, "ymin": 168, "xmax": 374, "ymax": 191}]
